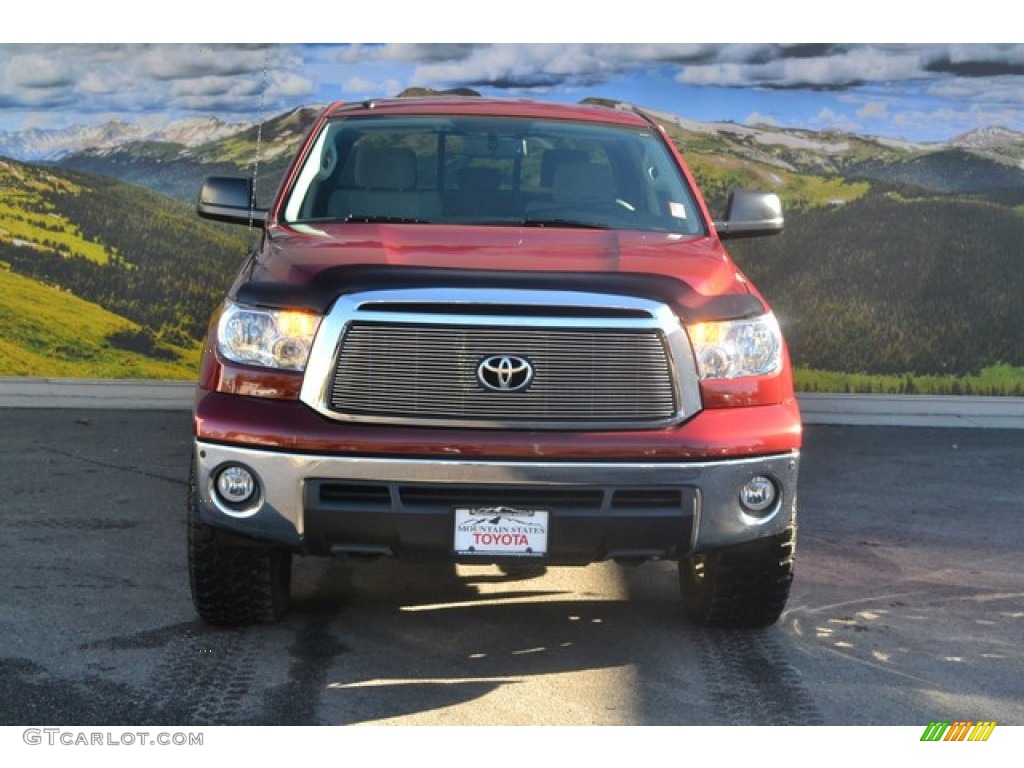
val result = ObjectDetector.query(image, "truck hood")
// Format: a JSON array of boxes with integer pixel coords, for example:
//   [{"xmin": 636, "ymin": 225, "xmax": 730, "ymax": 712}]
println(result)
[{"xmin": 236, "ymin": 223, "xmax": 763, "ymax": 322}]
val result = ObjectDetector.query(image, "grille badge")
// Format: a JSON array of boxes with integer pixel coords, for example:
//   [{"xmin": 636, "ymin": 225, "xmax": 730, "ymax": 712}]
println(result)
[{"xmin": 477, "ymin": 355, "xmax": 534, "ymax": 392}]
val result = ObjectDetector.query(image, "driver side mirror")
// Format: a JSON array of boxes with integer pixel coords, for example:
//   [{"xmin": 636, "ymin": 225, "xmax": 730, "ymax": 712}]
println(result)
[
  {"xmin": 713, "ymin": 190, "xmax": 783, "ymax": 240},
  {"xmin": 197, "ymin": 176, "xmax": 267, "ymax": 227}
]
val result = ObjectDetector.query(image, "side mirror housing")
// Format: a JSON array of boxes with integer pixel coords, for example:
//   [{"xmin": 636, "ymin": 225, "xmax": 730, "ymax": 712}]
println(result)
[
  {"xmin": 197, "ymin": 176, "xmax": 267, "ymax": 227},
  {"xmin": 713, "ymin": 190, "xmax": 783, "ymax": 240}
]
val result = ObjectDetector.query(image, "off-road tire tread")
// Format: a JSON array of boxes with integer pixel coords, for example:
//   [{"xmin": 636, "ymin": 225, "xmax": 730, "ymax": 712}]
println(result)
[
  {"xmin": 187, "ymin": 460, "xmax": 291, "ymax": 626},
  {"xmin": 680, "ymin": 526, "xmax": 796, "ymax": 629}
]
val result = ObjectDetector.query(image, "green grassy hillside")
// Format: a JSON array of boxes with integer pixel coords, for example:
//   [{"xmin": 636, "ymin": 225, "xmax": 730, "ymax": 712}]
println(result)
[
  {"xmin": 0, "ymin": 157, "xmax": 251, "ymax": 345},
  {"xmin": 0, "ymin": 160, "xmax": 111, "ymax": 264},
  {"xmin": 730, "ymin": 193, "xmax": 1024, "ymax": 392},
  {"xmin": 0, "ymin": 156, "xmax": 254, "ymax": 380},
  {"xmin": 0, "ymin": 265, "xmax": 199, "ymax": 378}
]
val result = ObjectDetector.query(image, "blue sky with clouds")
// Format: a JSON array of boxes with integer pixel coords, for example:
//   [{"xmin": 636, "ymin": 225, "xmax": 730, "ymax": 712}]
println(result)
[{"xmin": 2, "ymin": 39, "xmax": 1022, "ymax": 143}]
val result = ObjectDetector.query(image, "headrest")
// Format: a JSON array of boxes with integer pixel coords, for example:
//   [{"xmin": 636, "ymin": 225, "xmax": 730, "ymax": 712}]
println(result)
[
  {"xmin": 551, "ymin": 162, "xmax": 614, "ymax": 202},
  {"xmin": 540, "ymin": 149, "xmax": 589, "ymax": 187},
  {"xmin": 353, "ymin": 147, "xmax": 417, "ymax": 190},
  {"xmin": 457, "ymin": 166, "xmax": 501, "ymax": 191}
]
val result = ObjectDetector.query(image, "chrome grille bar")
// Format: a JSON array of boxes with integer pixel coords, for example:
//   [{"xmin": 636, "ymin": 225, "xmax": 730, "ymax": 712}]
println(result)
[
  {"xmin": 331, "ymin": 324, "xmax": 675, "ymax": 420},
  {"xmin": 300, "ymin": 288, "xmax": 702, "ymax": 430}
]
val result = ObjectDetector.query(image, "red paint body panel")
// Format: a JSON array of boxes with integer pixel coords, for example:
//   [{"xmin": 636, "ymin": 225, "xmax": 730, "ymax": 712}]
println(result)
[
  {"xmin": 194, "ymin": 390, "xmax": 801, "ymax": 461},
  {"xmin": 249, "ymin": 225, "xmax": 745, "ymax": 301}
]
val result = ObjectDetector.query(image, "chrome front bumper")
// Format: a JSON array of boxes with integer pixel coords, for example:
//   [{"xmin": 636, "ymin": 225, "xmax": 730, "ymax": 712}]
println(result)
[{"xmin": 194, "ymin": 440, "xmax": 799, "ymax": 560}]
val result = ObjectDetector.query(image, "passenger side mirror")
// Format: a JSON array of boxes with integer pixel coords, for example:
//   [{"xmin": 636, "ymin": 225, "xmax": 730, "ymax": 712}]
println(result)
[{"xmin": 713, "ymin": 190, "xmax": 783, "ymax": 240}]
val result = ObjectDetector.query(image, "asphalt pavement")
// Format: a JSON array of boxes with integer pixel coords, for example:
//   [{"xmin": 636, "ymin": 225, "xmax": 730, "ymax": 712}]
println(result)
[{"xmin": 0, "ymin": 407, "xmax": 1021, "ymax": 726}]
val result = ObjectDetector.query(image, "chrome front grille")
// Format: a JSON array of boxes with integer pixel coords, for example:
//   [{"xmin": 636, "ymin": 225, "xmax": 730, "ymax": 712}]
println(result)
[
  {"xmin": 300, "ymin": 288, "xmax": 702, "ymax": 429},
  {"xmin": 330, "ymin": 323, "xmax": 675, "ymax": 423}
]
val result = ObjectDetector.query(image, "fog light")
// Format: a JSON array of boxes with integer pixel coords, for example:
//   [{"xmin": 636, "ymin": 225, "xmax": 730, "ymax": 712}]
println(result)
[
  {"xmin": 215, "ymin": 465, "xmax": 258, "ymax": 507},
  {"xmin": 739, "ymin": 476, "xmax": 777, "ymax": 515}
]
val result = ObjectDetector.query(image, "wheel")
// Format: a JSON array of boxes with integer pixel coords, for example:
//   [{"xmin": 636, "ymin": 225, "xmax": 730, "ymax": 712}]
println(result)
[
  {"xmin": 187, "ymin": 459, "xmax": 291, "ymax": 626},
  {"xmin": 679, "ymin": 526, "xmax": 796, "ymax": 629}
]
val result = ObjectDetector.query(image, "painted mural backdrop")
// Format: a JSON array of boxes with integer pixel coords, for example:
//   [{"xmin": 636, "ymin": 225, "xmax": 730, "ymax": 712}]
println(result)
[{"xmin": 1, "ymin": 44, "xmax": 1023, "ymax": 394}]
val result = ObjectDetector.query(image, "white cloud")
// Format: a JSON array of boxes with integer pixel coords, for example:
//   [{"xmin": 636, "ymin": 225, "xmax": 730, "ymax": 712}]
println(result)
[
  {"xmin": 138, "ymin": 44, "xmax": 274, "ymax": 81},
  {"xmin": 0, "ymin": 44, "xmax": 316, "ymax": 119},
  {"xmin": 928, "ymin": 76, "xmax": 1024, "ymax": 105},
  {"xmin": 407, "ymin": 44, "xmax": 717, "ymax": 88},
  {"xmin": 677, "ymin": 62, "xmax": 753, "ymax": 88},
  {"xmin": 676, "ymin": 46, "xmax": 925, "ymax": 89},
  {"xmin": 3, "ymin": 54, "xmax": 74, "ymax": 90},
  {"xmin": 814, "ymin": 107, "xmax": 861, "ymax": 133},
  {"xmin": 78, "ymin": 72, "xmax": 118, "ymax": 95},
  {"xmin": 342, "ymin": 76, "xmax": 402, "ymax": 96},
  {"xmin": 892, "ymin": 103, "xmax": 1021, "ymax": 134},
  {"xmin": 267, "ymin": 71, "xmax": 314, "ymax": 98},
  {"xmin": 858, "ymin": 101, "xmax": 888, "ymax": 119},
  {"xmin": 339, "ymin": 44, "xmax": 481, "ymax": 65},
  {"xmin": 1, "ymin": 42, "xmax": 1024, "ymax": 141}
]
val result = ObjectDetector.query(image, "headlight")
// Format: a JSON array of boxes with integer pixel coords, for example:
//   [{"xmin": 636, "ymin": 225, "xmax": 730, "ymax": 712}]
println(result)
[
  {"xmin": 216, "ymin": 301, "xmax": 321, "ymax": 371},
  {"xmin": 687, "ymin": 314, "xmax": 783, "ymax": 380}
]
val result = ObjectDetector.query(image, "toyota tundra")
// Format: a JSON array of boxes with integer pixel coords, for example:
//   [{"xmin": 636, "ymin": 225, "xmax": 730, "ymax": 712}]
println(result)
[{"xmin": 190, "ymin": 97, "xmax": 801, "ymax": 628}]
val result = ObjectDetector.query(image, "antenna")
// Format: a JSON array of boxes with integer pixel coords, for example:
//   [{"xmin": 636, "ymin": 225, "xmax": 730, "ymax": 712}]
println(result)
[{"xmin": 249, "ymin": 46, "xmax": 270, "ymax": 230}]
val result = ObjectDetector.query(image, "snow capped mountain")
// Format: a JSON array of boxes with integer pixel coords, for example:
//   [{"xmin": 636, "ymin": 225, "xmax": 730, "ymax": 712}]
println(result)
[
  {"xmin": 949, "ymin": 126, "xmax": 1024, "ymax": 150},
  {"xmin": 152, "ymin": 116, "xmax": 250, "ymax": 147},
  {"xmin": 0, "ymin": 117, "xmax": 250, "ymax": 162},
  {"xmin": 5, "ymin": 100, "xmax": 1023, "ymax": 205},
  {"xmin": 631, "ymin": 103, "xmax": 931, "ymax": 156},
  {"xmin": 0, "ymin": 121, "xmax": 139, "ymax": 161},
  {"xmin": 4, "ymin": 99, "xmax": 1023, "ymax": 169}
]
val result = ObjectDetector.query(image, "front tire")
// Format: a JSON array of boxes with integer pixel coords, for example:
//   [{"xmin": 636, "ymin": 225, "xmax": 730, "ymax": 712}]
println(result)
[
  {"xmin": 187, "ymin": 459, "xmax": 291, "ymax": 626},
  {"xmin": 679, "ymin": 526, "xmax": 796, "ymax": 628}
]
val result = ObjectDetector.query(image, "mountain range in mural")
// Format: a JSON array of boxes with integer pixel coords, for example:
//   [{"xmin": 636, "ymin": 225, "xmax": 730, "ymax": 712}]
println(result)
[{"xmin": 1, "ymin": 91, "xmax": 1022, "ymax": 392}]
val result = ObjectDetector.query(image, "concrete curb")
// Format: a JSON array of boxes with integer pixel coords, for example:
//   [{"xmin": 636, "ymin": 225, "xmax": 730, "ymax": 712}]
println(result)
[
  {"xmin": 0, "ymin": 377, "xmax": 195, "ymax": 411},
  {"xmin": 797, "ymin": 393, "xmax": 1024, "ymax": 429},
  {"xmin": 2, "ymin": 377, "xmax": 1024, "ymax": 429}
]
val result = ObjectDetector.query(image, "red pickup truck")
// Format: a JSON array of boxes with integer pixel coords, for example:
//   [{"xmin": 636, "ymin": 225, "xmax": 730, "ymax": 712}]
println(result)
[{"xmin": 190, "ymin": 97, "xmax": 801, "ymax": 628}]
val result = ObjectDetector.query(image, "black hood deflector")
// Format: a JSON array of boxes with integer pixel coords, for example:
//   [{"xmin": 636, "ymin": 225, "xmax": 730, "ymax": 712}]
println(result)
[{"xmin": 233, "ymin": 264, "xmax": 765, "ymax": 323}]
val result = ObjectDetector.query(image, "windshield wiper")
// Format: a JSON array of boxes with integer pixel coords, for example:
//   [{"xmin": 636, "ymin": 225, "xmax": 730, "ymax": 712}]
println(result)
[
  {"xmin": 519, "ymin": 217, "xmax": 611, "ymax": 230},
  {"xmin": 343, "ymin": 215, "xmax": 432, "ymax": 224}
]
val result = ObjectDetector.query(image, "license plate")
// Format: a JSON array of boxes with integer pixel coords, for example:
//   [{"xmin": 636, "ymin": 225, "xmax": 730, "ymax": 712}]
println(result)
[{"xmin": 453, "ymin": 506, "xmax": 549, "ymax": 557}]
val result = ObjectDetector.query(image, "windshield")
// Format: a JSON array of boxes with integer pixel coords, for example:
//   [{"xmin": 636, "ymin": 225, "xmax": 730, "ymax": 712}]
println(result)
[{"xmin": 282, "ymin": 114, "xmax": 705, "ymax": 235}]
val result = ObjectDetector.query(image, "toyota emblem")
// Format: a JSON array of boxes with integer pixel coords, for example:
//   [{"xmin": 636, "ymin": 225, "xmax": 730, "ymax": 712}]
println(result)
[{"xmin": 477, "ymin": 355, "xmax": 534, "ymax": 392}]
